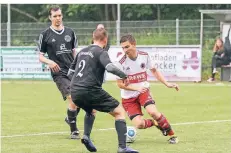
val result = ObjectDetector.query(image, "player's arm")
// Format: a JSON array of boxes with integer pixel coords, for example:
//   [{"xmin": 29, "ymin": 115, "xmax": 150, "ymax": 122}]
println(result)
[
  {"xmin": 115, "ymin": 61, "xmax": 145, "ymax": 92},
  {"xmin": 99, "ymin": 51, "xmax": 127, "ymax": 79},
  {"xmin": 72, "ymin": 31, "xmax": 78, "ymax": 57},
  {"xmin": 149, "ymin": 68, "xmax": 169, "ymax": 86},
  {"xmin": 148, "ymin": 55, "xmax": 179, "ymax": 91},
  {"xmin": 116, "ymin": 79, "xmax": 140, "ymax": 91},
  {"xmin": 37, "ymin": 33, "xmax": 60, "ymax": 72}
]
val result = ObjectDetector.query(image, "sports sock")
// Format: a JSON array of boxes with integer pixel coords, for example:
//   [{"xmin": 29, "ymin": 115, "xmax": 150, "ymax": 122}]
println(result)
[
  {"xmin": 156, "ymin": 114, "xmax": 174, "ymax": 136},
  {"xmin": 83, "ymin": 113, "xmax": 95, "ymax": 138},
  {"xmin": 144, "ymin": 119, "xmax": 154, "ymax": 129},
  {"xmin": 67, "ymin": 108, "xmax": 78, "ymax": 132},
  {"xmin": 115, "ymin": 119, "xmax": 127, "ymax": 149}
]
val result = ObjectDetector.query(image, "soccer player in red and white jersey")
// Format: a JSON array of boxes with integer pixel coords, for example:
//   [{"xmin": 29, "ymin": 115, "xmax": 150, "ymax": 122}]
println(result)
[{"xmin": 115, "ymin": 34, "xmax": 179, "ymax": 144}]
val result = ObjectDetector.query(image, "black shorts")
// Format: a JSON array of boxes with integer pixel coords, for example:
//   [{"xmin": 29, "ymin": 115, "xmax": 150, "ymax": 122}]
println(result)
[
  {"xmin": 53, "ymin": 75, "xmax": 71, "ymax": 100},
  {"xmin": 71, "ymin": 87, "xmax": 119, "ymax": 114}
]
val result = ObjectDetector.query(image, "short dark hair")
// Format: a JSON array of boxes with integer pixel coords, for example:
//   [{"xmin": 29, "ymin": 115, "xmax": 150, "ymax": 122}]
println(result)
[
  {"xmin": 120, "ymin": 34, "xmax": 136, "ymax": 44},
  {"xmin": 49, "ymin": 5, "xmax": 61, "ymax": 16},
  {"xmin": 93, "ymin": 28, "xmax": 108, "ymax": 41}
]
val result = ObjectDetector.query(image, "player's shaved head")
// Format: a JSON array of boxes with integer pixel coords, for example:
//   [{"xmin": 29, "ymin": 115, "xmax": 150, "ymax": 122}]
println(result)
[
  {"xmin": 93, "ymin": 28, "xmax": 108, "ymax": 41},
  {"xmin": 120, "ymin": 34, "xmax": 136, "ymax": 45},
  {"xmin": 97, "ymin": 24, "xmax": 105, "ymax": 29}
]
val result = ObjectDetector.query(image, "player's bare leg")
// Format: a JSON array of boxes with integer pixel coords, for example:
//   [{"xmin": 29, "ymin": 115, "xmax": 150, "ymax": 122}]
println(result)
[
  {"xmin": 131, "ymin": 115, "xmax": 156, "ymax": 129},
  {"xmin": 109, "ymin": 104, "xmax": 139, "ymax": 153},
  {"xmin": 145, "ymin": 104, "xmax": 179, "ymax": 144},
  {"xmin": 65, "ymin": 95, "xmax": 81, "ymax": 139}
]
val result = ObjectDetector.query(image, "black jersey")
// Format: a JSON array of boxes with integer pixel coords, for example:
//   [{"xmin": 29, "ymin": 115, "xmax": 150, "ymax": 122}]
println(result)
[
  {"xmin": 70, "ymin": 45, "xmax": 111, "ymax": 89},
  {"xmin": 38, "ymin": 26, "xmax": 78, "ymax": 77}
]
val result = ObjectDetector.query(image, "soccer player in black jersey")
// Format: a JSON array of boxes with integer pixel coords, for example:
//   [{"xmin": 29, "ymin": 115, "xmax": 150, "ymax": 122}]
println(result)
[
  {"xmin": 37, "ymin": 6, "xmax": 80, "ymax": 139},
  {"xmin": 93, "ymin": 24, "xmax": 110, "ymax": 52},
  {"xmin": 69, "ymin": 28, "xmax": 139, "ymax": 153}
]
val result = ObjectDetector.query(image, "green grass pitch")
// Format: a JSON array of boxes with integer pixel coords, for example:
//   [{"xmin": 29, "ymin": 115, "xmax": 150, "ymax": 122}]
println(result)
[{"xmin": 1, "ymin": 81, "xmax": 231, "ymax": 153}]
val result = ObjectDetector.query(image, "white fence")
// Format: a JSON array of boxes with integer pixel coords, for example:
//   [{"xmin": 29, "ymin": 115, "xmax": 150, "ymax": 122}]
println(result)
[{"xmin": 1, "ymin": 19, "xmax": 220, "ymax": 47}]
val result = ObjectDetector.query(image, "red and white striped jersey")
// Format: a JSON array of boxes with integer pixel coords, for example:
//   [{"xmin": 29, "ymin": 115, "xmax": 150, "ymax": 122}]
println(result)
[{"xmin": 115, "ymin": 50, "xmax": 155, "ymax": 99}]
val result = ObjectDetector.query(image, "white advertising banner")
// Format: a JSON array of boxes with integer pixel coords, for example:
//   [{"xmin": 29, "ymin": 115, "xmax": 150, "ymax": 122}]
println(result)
[
  {"xmin": 1, "ymin": 46, "xmax": 201, "ymax": 81},
  {"xmin": 106, "ymin": 46, "xmax": 201, "ymax": 81},
  {"xmin": 0, "ymin": 47, "xmax": 51, "ymax": 79},
  {"xmin": 2, "ymin": 55, "xmax": 43, "ymax": 73}
]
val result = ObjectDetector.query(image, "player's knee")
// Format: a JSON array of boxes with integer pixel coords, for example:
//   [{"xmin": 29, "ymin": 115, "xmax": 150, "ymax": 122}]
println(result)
[
  {"xmin": 118, "ymin": 108, "xmax": 126, "ymax": 118},
  {"xmin": 114, "ymin": 112, "xmax": 125, "ymax": 120},
  {"xmin": 92, "ymin": 109, "xmax": 97, "ymax": 116},
  {"xmin": 115, "ymin": 105, "xmax": 125, "ymax": 114},
  {"xmin": 66, "ymin": 95, "xmax": 72, "ymax": 101},
  {"xmin": 135, "ymin": 120, "xmax": 145, "ymax": 129},
  {"xmin": 69, "ymin": 104, "xmax": 77, "ymax": 110},
  {"xmin": 67, "ymin": 95, "xmax": 77, "ymax": 109},
  {"xmin": 135, "ymin": 123, "xmax": 145, "ymax": 129},
  {"xmin": 145, "ymin": 103, "xmax": 160, "ymax": 119},
  {"xmin": 112, "ymin": 107, "xmax": 126, "ymax": 120}
]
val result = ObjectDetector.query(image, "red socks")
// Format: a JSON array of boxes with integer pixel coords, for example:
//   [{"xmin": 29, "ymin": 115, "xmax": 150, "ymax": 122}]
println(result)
[
  {"xmin": 157, "ymin": 114, "xmax": 174, "ymax": 136},
  {"xmin": 144, "ymin": 119, "xmax": 154, "ymax": 129}
]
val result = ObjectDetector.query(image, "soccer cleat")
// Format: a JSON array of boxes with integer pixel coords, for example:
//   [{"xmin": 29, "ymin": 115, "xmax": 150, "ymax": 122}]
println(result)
[
  {"xmin": 153, "ymin": 120, "xmax": 167, "ymax": 136},
  {"xmin": 117, "ymin": 147, "xmax": 139, "ymax": 153},
  {"xmin": 161, "ymin": 127, "xmax": 172, "ymax": 136},
  {"xmin": 168, "ymin": 136, "xmax": 179, "ymax": 144},
  {"xmin": 81, "ymin": 136, "xmax": 97, "ymax": 152},
  {"xmin": 154, "ymin": 124, "xmax": 172, "ymax": 136},
  {"xmin": 70, "ymin": 131, "xmax": 80, "ymax": 139},
  {"xmin": 65, "ymin": 117, "xmax": 80, "ymax": 139},
  {"xmin": 207, "ymin": 78, "xmax": 215, "ymax": 82}
]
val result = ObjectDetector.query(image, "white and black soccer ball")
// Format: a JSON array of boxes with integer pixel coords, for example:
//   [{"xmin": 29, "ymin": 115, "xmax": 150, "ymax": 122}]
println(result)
[{"xmin": 126, "ymin": 126, "xmax": 137, "ymax": 143}]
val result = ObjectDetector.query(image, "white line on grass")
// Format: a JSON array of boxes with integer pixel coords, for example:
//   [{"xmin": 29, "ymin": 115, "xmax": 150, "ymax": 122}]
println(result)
[
  {"xmin": 2, "ymin": 81, "xmax": 231, "ymax": 86},
  {"xmin": 171, "ymin": 119, "xmax": 231, "ymax": 125},
  {"xmin": 1, "ymin": 120, "xmax": 231, "ymax": 138}
]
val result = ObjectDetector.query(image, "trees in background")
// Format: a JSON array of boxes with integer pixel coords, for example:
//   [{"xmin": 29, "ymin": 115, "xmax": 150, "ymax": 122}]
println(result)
[{"xmin": 1, "ymin": 4, "xmax": 231, "ymax": 23}]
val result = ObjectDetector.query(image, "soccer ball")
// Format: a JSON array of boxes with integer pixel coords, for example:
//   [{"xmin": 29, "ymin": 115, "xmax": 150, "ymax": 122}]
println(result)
[{"xmin": 126, "ymin": 126, "xmax": 137, "ymax": 143}]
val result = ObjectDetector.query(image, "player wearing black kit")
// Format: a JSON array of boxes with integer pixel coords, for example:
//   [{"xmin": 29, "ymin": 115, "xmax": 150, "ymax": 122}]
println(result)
[
  {"xmin": 38, "ymin": 6, "xmax": 80, "ymax": 139},
  {"xmin": 69, "ymin": 28, "xmax": 139, "ymax": 153}
]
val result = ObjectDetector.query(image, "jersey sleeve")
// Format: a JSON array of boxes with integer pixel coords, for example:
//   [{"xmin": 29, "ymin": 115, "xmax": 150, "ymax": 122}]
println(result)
[
  {"xmin": 38, "ymin": 33, "xmax": 47, "ymax": 54},
  {"xmin": 114, "ymin": 62, "xmax": 124, "ymax": 80},
  {"xmin": 114, "ymin": 55, "xmax": 125, "ymax": 80},
  {"xmin": 99, "ymin": 51, "xmax": 112, "ymax": 68}
]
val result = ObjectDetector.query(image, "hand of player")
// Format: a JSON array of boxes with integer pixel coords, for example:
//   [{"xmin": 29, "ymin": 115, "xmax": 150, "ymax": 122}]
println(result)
[
  {"xmin": 48, "ymin": 61, "xmax": 60, "ymax": 73},
  {"xmin": 137, "ymin": 87, "xmax": 149, "ymax": 93},
  {"xmin": 123, "ymin": 78, "xmax": 130, "ymax": 86},
  {"xmin": 166, "ymin": 83, "xmax": 179, "ymax": 91}
]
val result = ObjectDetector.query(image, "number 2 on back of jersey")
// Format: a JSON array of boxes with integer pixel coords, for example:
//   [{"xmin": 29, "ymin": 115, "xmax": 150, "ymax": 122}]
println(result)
[{"xmin": 77, "ymin": 60, "xmax": 85, "ymax": 77}]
